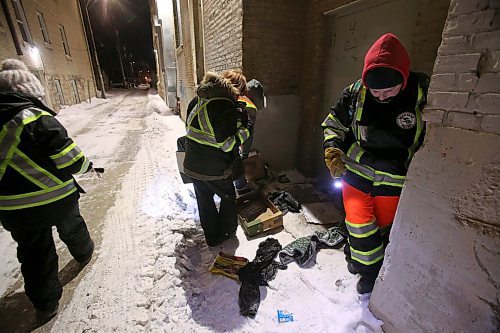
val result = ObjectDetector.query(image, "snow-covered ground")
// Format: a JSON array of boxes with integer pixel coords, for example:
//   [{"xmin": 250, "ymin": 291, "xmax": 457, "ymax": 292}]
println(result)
[{"xmin": 0, "ymin": 90, "xmax": 383, "ymax": 332}]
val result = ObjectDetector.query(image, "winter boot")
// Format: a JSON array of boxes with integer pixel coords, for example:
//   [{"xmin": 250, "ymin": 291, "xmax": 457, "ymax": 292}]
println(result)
[
  {"xmin": 36, "ymin": 301, "xmax": 59, "ymax": 320},
  {"xmin": 74, "ymin": 240, "xmax": 94, "ymax": 266},
  {"xmin": 347, "ymin": 262, "xmax": 358, "ymax": 275},
  {"xmin": 356, "ymin": 275, "xmax": 377, "ymax": 294}
]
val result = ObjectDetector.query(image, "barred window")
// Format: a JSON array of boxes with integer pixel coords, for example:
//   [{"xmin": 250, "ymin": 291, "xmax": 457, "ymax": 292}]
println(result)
[
  {"xmin": 59, "ymin": 24, "xmax": 70, "ymax": 56},
  {"xmin": 54, "ymin": 79, "xmax": 65, "ymax": 105},
  {"xmin": 11, "ymin": 0, "xmax": 32, "ymax": 43},
  {"xmin": 36, "ymin": 11, "xmax": 50, "ymax": 44}
]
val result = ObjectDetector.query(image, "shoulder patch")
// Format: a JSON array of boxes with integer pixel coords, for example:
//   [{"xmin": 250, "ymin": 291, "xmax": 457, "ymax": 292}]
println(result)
[{"xmin": 396, "ymin": 112, "xmax": 416, "ymax": 129}]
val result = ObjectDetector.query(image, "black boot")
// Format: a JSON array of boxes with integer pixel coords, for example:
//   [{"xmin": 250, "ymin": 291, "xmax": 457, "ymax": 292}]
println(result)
[
  {"xmin": 356, "ymin": 275, "xmax": 377, "ymax": 294},
  {"xmin": 347, "ymin": 262, "xmax": 358, "ymax": 275}
]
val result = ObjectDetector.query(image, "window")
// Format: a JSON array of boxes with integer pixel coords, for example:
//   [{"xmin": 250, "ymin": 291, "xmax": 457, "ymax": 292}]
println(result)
[
  {"xmin": 54, "ymin": 79, "xmax": 65, "ymax": 105},
  {"xmin": 11, "ymin": 0, "xmax": 32, "ymax": 43},
  {"xmin": 71, "ymin": 79, "xmax": 80, "ymax": 104},
  {"xmin": 59, "ymin": 25, "xmax": 70, "ymax": 56},
  {"xmin": 36, "ymin": 11, "xmax": 50, "ymax": 44}
]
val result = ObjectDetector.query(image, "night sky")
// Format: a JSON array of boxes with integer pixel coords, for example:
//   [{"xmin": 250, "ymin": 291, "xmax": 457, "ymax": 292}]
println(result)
[{"xmin": 87, "ymin": 0, "xmax": 155, "ymax": 83}]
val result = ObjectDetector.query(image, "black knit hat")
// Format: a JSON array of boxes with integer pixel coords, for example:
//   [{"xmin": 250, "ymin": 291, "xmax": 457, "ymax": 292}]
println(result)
[{"xmin": 364, "ymin": 67, "xmax": 403, "ymax": 89}]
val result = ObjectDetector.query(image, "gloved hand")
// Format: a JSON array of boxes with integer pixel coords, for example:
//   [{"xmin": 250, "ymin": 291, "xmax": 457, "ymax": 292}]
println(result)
[{"xmin": 324, "ymin": 147, "xmax": 345, "ymax": 178}]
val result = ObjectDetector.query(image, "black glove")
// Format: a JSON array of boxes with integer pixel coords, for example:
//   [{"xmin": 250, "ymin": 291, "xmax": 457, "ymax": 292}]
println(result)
[{"xmin": 93, "ymin": 167, "xmax": 105, "ymax": 173}]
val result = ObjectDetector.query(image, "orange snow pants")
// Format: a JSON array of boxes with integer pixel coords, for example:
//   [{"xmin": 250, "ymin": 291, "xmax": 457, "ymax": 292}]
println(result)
[{"xmin": 341, "ymin": 181, "xmax": 400, "ymax": 277}]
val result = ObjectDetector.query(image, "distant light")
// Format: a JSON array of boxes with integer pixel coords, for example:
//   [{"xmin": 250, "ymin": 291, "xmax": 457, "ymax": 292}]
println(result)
[
  {"xmin": 30, "ymin": 46, "xmax": 43, "ymax": 68},
  {"xmin": 30, "ymin": 46, "xmax": 39, "ymax": 58},
  {"xmin": 333, "ymin": 179, "xmax": 342, "ymax": 189},
  {"xmin": 144, "ymin": 76, "xmax": 147, "ymax": 80}
]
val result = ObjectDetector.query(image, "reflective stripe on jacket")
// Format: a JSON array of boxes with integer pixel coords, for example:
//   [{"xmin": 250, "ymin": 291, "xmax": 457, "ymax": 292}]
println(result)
[
  {"xmin": 322, "ymin": 73, "xmax": 428, "ymax": 189},
  {"xmin": 186, "ymin": 97, "xmax": 250, "ymax": 153},
  {"xmin": 0, "ymin": 107, "xmax": 79, "ymax": 210},
  {"xmin": 238, "ymin": 95, "xmax": 257, "ymax": 110}
]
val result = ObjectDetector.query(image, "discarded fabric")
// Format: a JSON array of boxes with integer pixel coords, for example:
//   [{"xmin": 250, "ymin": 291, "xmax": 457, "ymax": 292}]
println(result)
[
  {"xmin": 279, "ymin": 225, "xmax": 347, "ymax": 266},
  {"xmin": 238, "ymin": 238, "xmax": 287, "ymax": 318},
  {"xmin": 268, "ymin": 190, "xmax": 301, "ymax": 215},
  {"xmin": 209, "ymin": 252, "xmax": 249, "ymax": 281}
]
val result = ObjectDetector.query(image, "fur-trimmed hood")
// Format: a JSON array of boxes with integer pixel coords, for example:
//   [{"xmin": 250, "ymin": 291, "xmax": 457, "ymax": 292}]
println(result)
[{"xmin": 196, "ymin": 72, "xmax": 239, "ymax": 100}]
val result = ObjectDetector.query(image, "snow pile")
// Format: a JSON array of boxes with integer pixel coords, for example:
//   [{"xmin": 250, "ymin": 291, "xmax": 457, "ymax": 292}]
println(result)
[{"xmin": 146, "ymin": 92, "xmax": 172, "ymax": 116}]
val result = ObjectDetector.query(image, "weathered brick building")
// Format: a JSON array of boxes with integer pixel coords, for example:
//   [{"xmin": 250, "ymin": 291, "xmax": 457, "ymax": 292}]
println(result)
[
  {"xmin": 153, "ymin": 0, "xmax": 499, "ymax": 331},
  {"xmin": 0, "ymin": 0, "xmax": 96, "ymax": 112}
]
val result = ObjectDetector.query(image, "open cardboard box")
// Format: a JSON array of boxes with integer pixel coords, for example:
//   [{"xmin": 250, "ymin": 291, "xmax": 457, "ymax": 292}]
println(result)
[{"xmin": 237, "ymin": 190, "xmax": 283, "ymax": 237}]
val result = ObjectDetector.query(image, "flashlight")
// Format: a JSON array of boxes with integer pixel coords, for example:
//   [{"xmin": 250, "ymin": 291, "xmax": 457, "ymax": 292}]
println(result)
[{"xmin": 333, "ymin": 177, "xmax": 342, "ymax": 189}]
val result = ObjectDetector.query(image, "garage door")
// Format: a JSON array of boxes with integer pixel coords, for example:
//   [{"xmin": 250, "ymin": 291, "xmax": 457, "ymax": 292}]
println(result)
[{"xmin": 323, "ymin": 0, "xmax": 418, "ymax": 114}]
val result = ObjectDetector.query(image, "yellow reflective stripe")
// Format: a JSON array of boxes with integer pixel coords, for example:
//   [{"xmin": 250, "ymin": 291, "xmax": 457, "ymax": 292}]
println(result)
[
  {"xmin": 347, "ymin": 143, "xmax": 365, "ymax": 163},
  {"xmin": 10, "ymin": 149, "xmax": 62, "ymax": 189},
  {"xmin": 76, "ymin": 156, "xmax": 91, "ymax": 174},
  {"xmin": 186, "ymin": 134, "xmax": 219, "ymax": 149},
  {"xmin": 238, "ymin": 96, "xmax": 257, "ymax": 109},
  {"xmin": 9, "ymin": 162, "xmax": 48, "ymax": 189},
  {"xmin": 55, "ymin": 151, "xmax": 84, "ymax": 169},
  {"xmin": 345, "ymin": 163, "xmax": 374, "ymax": 181},
  {"xmin": 374, "ymin": 170, "xmax": 406, "ymax": 179},
  {"xmin": 0, "ymin": 180, "xmax": 76, "ymax": 210},
  {"xmin": 199, "ymin": 107, "xmax": 212, "ymax": 134},
  {"xmin": 324, "ymin": 133, "xmax": 339, "ymax": 141},
  {"xmin": 14, "ymin": 149, "xmax": 63, "ymax": 185},
  {"xmin": 220, "ymin": 136, "xmax": 237, "ymax": 152},
  {"xmin": 350, "ymin": 244, "xmax": 385, "ymax": 265},
  {"xmin": 373, "ymin": 170, "xmax": 406, "ymax": 187},
  {"xmin": 351, "ymin": 253, "xmax": 384, "ymax": 265},
  {"xmin": 50, "ymin": 142, "xmax": 76, "ymax": 159},
  {"xmin": 0, "ymin": 126, "xmax": 23, "ymax": 180},
  {"xmin": 351, "ymin": 244, "xmax": 384, "ymax": 256},
  {"xmin": 373, "ymin": 181, "xmax": 404, "ymax": 187},
  {"xmin": 239, "ymin": 127, "xmax": 250, "ymax": 140},
  {"xmin": 345, "ymin": 219, "xmax": 379, "ymax": 238},
  {"xmin": 50, "ymin": 143, "xmax": 85, "ymax": 169},
  {"xmin": 356, "ymin": 87, "xmax": 366, "ymax": 122},
  {"xmin": 408, "ymin": 85, "xmax": 425, "ymax": 158}
]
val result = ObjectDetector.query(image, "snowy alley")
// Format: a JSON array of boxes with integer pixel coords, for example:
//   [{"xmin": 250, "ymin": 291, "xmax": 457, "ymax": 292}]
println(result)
[{"xmin": 0, "ymin": 89, "xmax": 383, "ymax": 333}]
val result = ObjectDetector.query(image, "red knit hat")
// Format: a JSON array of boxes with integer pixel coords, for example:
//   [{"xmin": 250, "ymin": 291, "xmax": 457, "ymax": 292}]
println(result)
[{"xmin": 362, "ymin": 33, "xmax": 410, "ymax": 90}]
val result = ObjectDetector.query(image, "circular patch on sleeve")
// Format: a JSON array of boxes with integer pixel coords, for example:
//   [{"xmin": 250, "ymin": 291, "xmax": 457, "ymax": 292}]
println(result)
[{"xmin": 396, "ymin": 112, "xmax": 416, "ymax": 129}]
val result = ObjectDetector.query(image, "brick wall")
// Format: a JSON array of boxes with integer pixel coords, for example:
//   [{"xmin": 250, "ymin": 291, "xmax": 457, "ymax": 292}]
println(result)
[
  {"xmin": 411, "ymin": 0, "xmax": 451, "ymax": 74},
  {"xmin": 203, "ymin": 0, "xmax": 243, "ymax": 72},
  {"xmin": 297, "ymin": 0, "xmax": 350, "ymax": 176},
  {"xmin": 424, "ymin": 0, "xmax": 500, "ymax": 134},
  {"xmin": 175, "ymin": 0, "xmax": 200, "ymax": 118},
  {"xmin": 0, "ymin": 0, "xmax": 96, "ymax": 112},
  {"xmin": 242, "ymin": 0, "xmax": 305, "ymax": 95}
]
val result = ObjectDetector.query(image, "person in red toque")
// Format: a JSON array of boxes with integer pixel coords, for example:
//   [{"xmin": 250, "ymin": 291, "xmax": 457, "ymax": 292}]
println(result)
[{"xmin": 321, "ymin": 33, "xmax": 429, "ymax": 294}]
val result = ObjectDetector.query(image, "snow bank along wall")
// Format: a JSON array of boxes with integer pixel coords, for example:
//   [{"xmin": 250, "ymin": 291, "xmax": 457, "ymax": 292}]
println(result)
[{"xmin": 370, "ymin": 1, "xmax": 500, "ymax": 332}]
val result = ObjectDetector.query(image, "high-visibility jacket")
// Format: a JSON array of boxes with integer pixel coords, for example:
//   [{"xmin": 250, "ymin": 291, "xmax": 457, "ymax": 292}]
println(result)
[
  {"xmin": 184, "ymin": 95, "xmax": 250, "ymax": 181},
  {"xmin": 186, "ymin": 97, "xmax": 250, "ymax": 153},
  {"xmin": 238, "ymin": 95, "xmax": 257, "ymax": 111},
  {"xmin": 322, "ymin": 72, "xmax": 429, "ymax": 196},
  {"xmin": 0, "ymin": 92, "xmax": 91, "ymax": 211}
]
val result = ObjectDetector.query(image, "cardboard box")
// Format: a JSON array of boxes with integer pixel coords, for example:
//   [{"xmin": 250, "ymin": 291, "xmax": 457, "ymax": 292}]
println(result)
[{"xmin": 237, "ymin": 191, "xmax": 283, "ymax": 237}]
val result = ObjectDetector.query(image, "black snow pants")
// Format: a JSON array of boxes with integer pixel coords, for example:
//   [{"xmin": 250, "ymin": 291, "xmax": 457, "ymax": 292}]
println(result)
[
  {"xmin": 192, "ymin": 178, "xmax": 238, "ymax": 245},
  {"xmin": 0, "ymin": 199, "xmax": 94, "ymax": 310}
]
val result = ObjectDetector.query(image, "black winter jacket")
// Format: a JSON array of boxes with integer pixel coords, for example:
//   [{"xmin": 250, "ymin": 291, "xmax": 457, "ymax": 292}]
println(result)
[
  {"xmin": 0, "ymin": 92, "xmax": 91, "ymax": 226},
  {"xmin": 184, "ymin": 73, "xmax": 250, "ymax": 180},
  {"xmin": 322, "ymin": 72, "xmax": 429, "ymax": 195}
]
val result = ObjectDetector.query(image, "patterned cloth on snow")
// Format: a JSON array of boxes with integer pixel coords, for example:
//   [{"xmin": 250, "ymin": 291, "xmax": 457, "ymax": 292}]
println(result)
[{"xmin": 279, "ymin": 225, "xmax": 347, "ymax": 267}]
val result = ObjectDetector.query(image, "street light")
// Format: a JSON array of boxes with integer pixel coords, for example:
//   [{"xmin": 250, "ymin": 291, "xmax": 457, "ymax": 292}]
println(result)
[{"xmin": 81, "ymin": 0, "xmax": 106, "ymax": 99}]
